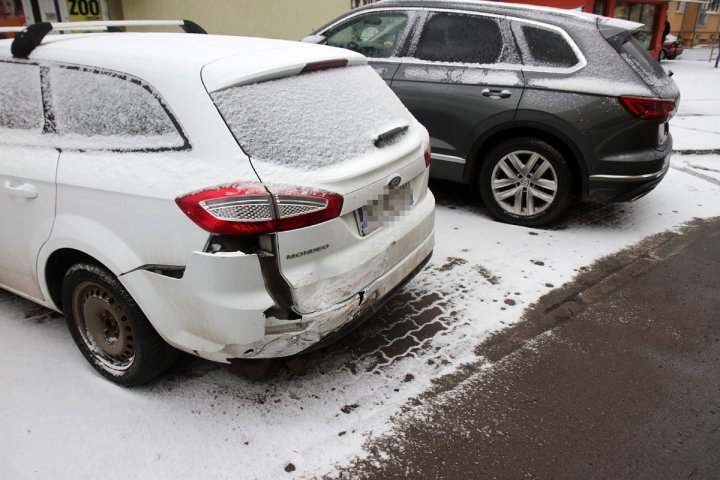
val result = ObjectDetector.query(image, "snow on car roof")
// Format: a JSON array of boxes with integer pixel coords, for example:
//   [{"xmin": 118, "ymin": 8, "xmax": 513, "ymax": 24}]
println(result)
[
  {"xmin": 0, "ymin": 32, "xmax": 360, "ymax": 77},
  {"xmin": 378, "ymin": 0, "xmax": 643, "ymax": 30},
  {"xmin": 378, "ymin": 0, "xmax": 595, "ymax": 20}
]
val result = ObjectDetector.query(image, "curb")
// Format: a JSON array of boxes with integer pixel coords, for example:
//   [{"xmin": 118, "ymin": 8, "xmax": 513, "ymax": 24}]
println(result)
[{"xmin": 673, "ymin": 149, "xmax": 720, "ymax": 155}]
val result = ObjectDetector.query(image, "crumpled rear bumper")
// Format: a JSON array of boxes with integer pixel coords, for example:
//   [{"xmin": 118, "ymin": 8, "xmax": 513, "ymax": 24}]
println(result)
[
  {"xmin": 205, "ymin": 228, "xmax": 434, "ymax": 360},
  {"xmin": 120, "ymin": 224, "xmax": 434, "ymax": 363}
]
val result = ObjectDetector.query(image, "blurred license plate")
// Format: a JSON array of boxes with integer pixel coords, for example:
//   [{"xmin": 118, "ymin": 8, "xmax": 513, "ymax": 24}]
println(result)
[
  {"xmin": 354, "ymin": 205, "xmax": 381, "ymax": 237},
  {"xmin": 354, "ymin": 183, "xmax": 413, "ymax": 237}
]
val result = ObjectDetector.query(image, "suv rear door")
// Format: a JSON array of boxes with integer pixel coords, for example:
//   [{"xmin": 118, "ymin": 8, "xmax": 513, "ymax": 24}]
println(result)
[
  {"xmin": 390, "ymin": 10, "xmax": 524, "ymax": 181},
  {"xmin": 0, "ymin": 61, "xmax": 59, "ymax": 299}
]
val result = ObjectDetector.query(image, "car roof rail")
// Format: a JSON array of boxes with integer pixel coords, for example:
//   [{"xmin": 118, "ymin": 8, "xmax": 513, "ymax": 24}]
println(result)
[{"xmin": 1, "ymin": 20, "xmax": 207, "ymax": 59}]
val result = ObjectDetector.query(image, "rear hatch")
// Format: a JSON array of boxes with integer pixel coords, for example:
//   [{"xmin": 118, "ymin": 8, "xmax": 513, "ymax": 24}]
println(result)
[
  {"xmin": 598, "ymin": 18, "xmax": 680, "ymax": 101},
  {"xmin": 202, "ymin": 45, "xmax": 433, "ymax": 313}
]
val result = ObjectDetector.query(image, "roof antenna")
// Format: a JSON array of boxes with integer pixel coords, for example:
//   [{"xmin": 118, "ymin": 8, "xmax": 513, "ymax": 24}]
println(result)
[{"xmin": 11, "ymin": 22, "xmax": 53, "ymax": 59}]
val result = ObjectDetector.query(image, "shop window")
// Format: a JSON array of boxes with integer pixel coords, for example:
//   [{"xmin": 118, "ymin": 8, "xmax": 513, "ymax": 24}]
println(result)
[
  {"xmin": 615, "ymin": 2, "xmax": 658, "ymax": 49},
  {"xmin": 593, "ymin": 0, "xmax": 606, "ymax": 16}
]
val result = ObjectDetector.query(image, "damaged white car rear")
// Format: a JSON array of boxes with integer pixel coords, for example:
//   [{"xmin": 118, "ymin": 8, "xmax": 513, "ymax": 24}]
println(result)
[{"xmin": 0, "ymin": 26, "xmax": 434, "ymax": 385}]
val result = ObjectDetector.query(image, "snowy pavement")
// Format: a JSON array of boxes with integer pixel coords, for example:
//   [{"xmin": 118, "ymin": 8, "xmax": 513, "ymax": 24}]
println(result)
[
  {"xmin": 666, "ymin": 46, "xmax": 720, "ymax": 152},
  {"xmin": 2, "ymin": 160, "xmax": 719, "ymax": 479},
  {"xmin": 2, "ymin": 53, "xmax": 720, "ymax": 480}
]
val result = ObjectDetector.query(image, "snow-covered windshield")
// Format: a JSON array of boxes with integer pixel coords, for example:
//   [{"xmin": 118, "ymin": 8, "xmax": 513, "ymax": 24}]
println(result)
[{"xmin": 210, "ymin": 65, "xmax": 414, "ymax": 170}]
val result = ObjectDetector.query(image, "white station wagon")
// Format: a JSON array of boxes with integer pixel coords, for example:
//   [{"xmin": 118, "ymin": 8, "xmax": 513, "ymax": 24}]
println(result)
[{"xmin": 0, "ymin": 21, "xmax": 435, "ymax": 385}]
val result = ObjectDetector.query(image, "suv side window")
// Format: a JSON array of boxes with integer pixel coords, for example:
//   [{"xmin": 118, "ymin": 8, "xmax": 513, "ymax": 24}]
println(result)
[
  {"xmin": 415, "ymin": 13, "xmax": 504, "ymax": 64},
  {"xmin": 49, "ymin": 66, "xmax": 186, "ymax": 150},
  {"xmin": 0, "ymin": 62, "xmax": 44, "ymax": 133},
  {"xmin": 514, "ymin": 23, "xmax": 580, "ymax": 69},
  {"xmin": 324, "ymin": 11, "xmax": 409, "ymax": 58}
]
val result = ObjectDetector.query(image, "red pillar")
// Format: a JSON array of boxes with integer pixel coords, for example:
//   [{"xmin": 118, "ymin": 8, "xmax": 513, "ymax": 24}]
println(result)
[{"xmin": 605, "ymin": 0, "xmax": 617, "ymax": 17}]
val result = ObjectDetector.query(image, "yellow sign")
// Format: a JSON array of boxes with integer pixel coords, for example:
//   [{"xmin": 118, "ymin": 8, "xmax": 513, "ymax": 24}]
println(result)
[{"xmin": 66, "ymin": 0, "xmax": 103, "ymax": 22}]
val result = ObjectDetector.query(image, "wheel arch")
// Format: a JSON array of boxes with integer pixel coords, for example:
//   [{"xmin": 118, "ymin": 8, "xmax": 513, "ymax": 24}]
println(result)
[
  {"xmin": 463, "ymin": 121, "xmax": 589, "ymax": 199},
  {"xmin": 43, "ymin": 248, "xmax": 113, "ymax": 312}
]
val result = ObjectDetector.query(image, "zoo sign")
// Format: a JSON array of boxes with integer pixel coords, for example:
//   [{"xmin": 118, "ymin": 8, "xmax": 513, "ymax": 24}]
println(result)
[{"xmin": 66, "ymin": 0, "xmax": 103, "ymax": 22}]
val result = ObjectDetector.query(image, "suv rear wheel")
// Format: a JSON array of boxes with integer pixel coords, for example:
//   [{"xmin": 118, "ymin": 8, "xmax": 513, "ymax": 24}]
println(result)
[
  {"xmin": 62, "ymin": 263, "xmax": 177, "ymax": 386},
  {"xmin": 479, "ymin": 137, "xmax": 572, "ymax": 227}
]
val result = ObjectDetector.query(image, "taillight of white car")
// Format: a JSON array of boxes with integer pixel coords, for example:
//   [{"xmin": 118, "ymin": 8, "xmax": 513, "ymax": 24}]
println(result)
[
  {"xmin": 422, "ymin": 127, "xmax": 431, "ymax": 168},
  {"xmin": 176, "ymin": 184, "xmax": 344, "ymax": 235}
]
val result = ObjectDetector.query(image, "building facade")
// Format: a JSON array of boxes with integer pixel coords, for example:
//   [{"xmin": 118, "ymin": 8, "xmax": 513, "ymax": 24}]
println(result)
[
  {"xmin": 667, "ymin": 0, "xmax": 720, "ymax": 46},
  {"xmin": 2, "ymin": 0, "xmax": 353, "ymax": 40},
  {"xmin": 12, "ymin": 0, "xmax": 715, "ymax": 56}
]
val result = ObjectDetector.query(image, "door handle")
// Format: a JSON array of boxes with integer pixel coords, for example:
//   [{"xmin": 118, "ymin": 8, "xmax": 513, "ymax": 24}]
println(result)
[
  {"xmin": 4, "ymin": 180, "xmax": 38, "ymax": 199},
  {"xmin": 481, "ymin": 88, "xmax": 512, "ymax": 99}
]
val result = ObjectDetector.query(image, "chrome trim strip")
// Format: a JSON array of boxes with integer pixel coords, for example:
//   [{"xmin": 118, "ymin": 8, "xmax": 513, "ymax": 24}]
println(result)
[
  {"xmin": 431, "ymin": 153, "xmax": 466, "ymax": 164},
  {"xmin": 505, "ymin": 15, "xmax": 587, "ymax": 74},
  {"xmin": 590, "ymin": 163, "xmax": 669, "ymax": 182}
]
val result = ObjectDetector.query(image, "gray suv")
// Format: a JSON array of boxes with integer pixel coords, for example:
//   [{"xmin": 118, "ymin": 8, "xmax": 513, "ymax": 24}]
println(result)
[{"xmin": 303, "ymin": 0, "xmax": 679, "ymax": 226}]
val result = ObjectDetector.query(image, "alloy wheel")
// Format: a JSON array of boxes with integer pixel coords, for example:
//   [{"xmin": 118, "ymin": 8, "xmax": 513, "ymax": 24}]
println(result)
[{"xmin": 490, "ymin": 150, "xmax": 558, "ymax": 217}]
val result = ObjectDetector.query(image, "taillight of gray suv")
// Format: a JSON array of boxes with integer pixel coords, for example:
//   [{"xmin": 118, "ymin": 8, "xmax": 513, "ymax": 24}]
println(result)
[{"xmin": 303, "ymin": 0, "xmax": 680, "ymax": 227}]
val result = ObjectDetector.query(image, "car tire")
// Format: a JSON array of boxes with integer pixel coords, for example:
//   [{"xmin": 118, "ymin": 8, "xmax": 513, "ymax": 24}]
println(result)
[
  {"xmin": 62, "ymin": 263, "xmax": 177, "ymax": 386},
  {"xmin": 479, "ymin": 137, "xmax": 572, "ymax": 227},
  {"xmin": 659, "ymin": 50, "xmax": 667, "ymax": 60}
]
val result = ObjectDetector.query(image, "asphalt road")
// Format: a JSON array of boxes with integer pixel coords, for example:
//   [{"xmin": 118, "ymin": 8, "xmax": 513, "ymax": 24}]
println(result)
[{"xmin": 336, "ymin": 217, "xmax": 720, "ymax": 480}]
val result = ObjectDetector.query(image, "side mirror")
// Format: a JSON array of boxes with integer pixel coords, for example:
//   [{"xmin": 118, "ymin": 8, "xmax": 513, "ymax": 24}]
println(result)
[{"xmin": 301, "ymin": 34, "xmax": 328, "ymax": 45}]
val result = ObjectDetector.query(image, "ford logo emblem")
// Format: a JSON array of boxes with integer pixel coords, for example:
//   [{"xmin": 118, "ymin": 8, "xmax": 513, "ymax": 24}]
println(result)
[{"xmin": 388, "ymin": 176, "xmax": 402, "ymax": 188}]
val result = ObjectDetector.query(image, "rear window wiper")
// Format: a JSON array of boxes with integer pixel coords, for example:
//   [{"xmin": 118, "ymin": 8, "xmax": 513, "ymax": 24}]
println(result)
[{"xmin": 374, "ymin": 124, "xmax": 408, "ymax": 148}]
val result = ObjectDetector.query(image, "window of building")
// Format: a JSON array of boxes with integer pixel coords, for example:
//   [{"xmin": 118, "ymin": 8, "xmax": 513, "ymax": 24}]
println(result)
[{"xmin": 698, "ymin": 5, "xmax": 710, "ymax": 26}]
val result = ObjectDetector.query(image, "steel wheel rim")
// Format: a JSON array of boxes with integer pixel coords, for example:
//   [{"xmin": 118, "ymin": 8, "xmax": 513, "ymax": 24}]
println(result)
[
  {"xmin": 490, "ymin": 150, "xmax": 558, "ymax": 217},
  {"xmin": 72, "ymin": 282, "xmax": 135, "ymax": 372}
]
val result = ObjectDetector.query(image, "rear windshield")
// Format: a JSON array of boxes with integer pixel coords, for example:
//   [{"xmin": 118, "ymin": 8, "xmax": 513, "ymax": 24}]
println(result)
[
  {"xmin": 210, "ymin": 65, "xmax": 414, "ymax": 170},
  {"xmin": 620, "ymin": 36, "xmax": 668, "ymax": 87}
]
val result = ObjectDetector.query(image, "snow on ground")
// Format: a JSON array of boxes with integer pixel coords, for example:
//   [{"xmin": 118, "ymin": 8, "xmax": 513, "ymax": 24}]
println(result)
[
  {"xmin": 2, "ymin": 161, "xmax": 719, "ymax": 480},
  {"xmin": 667, "ymin": 47, "xmax": 720, "ymax": 151},
  {"xmin": 674, "ymin": 154, "xmax": 720, "ymax": 184},
  {"xmin": 2, "ymin": 50, "xmax": 720, "ymax": 480}
]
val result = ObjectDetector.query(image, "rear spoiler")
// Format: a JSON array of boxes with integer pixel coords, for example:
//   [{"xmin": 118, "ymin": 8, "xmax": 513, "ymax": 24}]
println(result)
[
  {"xmin": 203, "ymin": 53, "xmax": 366, "ymax": 93},
  {"xmin": 596, "ymin": 17, "xmax": 644, "ymax": 52},
  {"xmin": 0, "ymin": 20, "xmax": 206, "ymax": 59}
]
